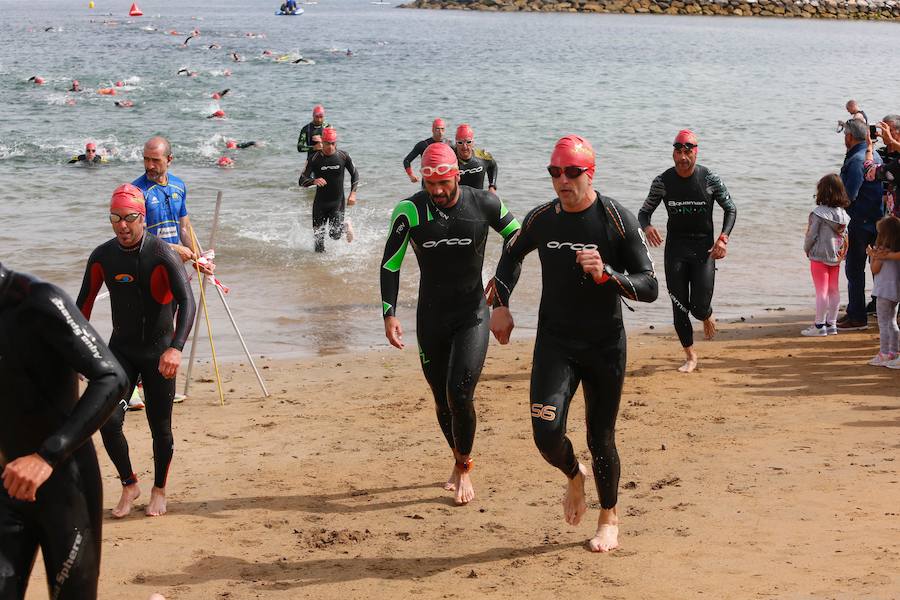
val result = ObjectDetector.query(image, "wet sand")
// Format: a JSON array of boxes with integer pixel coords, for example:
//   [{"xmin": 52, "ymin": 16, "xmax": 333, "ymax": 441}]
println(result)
[{"xmin": 26, "ymin": 314, "xmax": 900, "ymax": 599}]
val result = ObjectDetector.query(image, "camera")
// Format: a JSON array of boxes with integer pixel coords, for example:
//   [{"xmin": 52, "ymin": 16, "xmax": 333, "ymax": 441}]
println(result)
[{"xmin": 870, "ymin": 124, "xmax": 880, "ymax": 139}]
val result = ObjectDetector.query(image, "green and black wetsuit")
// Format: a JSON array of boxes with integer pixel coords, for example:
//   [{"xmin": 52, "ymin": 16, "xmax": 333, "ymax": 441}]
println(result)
[{"xmin": 380, "ymin": 187, "xmax": 519, "ymax": 455}]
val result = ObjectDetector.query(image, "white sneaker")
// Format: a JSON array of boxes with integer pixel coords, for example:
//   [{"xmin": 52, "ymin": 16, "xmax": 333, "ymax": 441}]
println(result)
[
  {"xmin": 826, "ymin": 323, "xmax": 838, "ymax": 335},
  {"xmin": 173, "ymin": 393, "xmax": 186, "ymax": 404},
  {"xmin": 868, "ymin": 352, "xmax": 896, "ymax": 366},
  {"xmin": 884, "ymin": 356, "xmax": 900, "ymax": 369},
  {"xmin": 800, "ymin": 325, "xmax": 827, "ymax": 337},
  {"xmin": 127, "ymin": 387, "xmax": 145, "ymax": 410}
]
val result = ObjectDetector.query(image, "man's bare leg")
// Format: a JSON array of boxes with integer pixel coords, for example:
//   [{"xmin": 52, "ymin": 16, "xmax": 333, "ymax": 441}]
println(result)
[
  {"xmin": 563, "ymin": 463, "xmax": 589, "ymax": 525},
  {"xmin": 588, "ymin": 506, "xmax": 619, "ymax": 553},
  {"xmin": 145, "ymin": 486, "xmax": 167, "ymax": 517},
  {"xmin": 111, "ymin": 483, "xmax": 140, "ymax": 518},
  {"xmin": 444, "ymin": 466, "xmax": 459, "ymax": 491},
  {"xmin": 678, "ymin": 346, "xmax": 698, "ymax": 373},
  {"xmin": 453, "ymin": 451, "xmax": 475, "ymax": 505},
  {"xmin": 703, "ymin": 314, "xmax": 717, "ymax": 340}
]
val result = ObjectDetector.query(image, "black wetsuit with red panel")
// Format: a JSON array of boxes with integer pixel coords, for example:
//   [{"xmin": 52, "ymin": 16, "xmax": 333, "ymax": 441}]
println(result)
[{"xmin": 76, "ymin": 234, "xmax": 195, "ymax": 489}]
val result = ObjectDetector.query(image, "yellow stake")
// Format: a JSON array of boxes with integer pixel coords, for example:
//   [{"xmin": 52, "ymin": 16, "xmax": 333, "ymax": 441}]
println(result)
[{"xmin": 189, "ymin": 225, "xmax": 225, "ymax": 406}]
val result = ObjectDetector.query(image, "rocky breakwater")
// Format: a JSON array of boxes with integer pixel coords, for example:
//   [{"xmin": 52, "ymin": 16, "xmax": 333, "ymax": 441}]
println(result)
[{"xmin": 398, "ymin": 0, "xmax": 900, "ymax": 20}]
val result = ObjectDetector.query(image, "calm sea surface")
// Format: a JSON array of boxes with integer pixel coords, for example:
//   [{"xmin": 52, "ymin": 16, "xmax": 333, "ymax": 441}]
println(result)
[{"xmin": 2, "ymin": 0, "xmax": 899, "ymax": 357}]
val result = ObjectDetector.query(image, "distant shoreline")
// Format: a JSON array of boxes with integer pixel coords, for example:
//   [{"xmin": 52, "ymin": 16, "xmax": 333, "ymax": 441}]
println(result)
[{"xmin": 399, "ymin": 0, "xmax": 900, "ymax": 20}]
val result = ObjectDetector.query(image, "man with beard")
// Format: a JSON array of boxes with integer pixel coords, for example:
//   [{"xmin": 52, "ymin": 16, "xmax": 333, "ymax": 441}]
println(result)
[
  {"xmin": 380, "ymin": 142, "xmax": 520, "ymax": 505},
  {"xmin": 454, "ymin": 123, "xmax": 497, "ymax": 192}
]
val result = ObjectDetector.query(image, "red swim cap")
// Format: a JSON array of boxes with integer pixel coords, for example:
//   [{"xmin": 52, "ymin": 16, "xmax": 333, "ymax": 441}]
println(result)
[
  {"xmin": 211, "ymin": 109, "xmax": 225, "ymax": 118},
  {"xmin": 217, "ymin": 156, "xmax": 234, "ymax": 167},
  {"xmin": 455, "ymin": 123, "xmax": 474, "ymax": 141},
  {"xmin": 550, "ymin": 135, "xmax": 596, "ymax": 179},
  {"xmin": 673, "ymin": 129, "xmax": 698, "ymax": 146},
  {"xmin": 225, "ymin": 139, "xmax": 237, "ymax": 149},
  {"xmin": 312, "ymin": 104, "xmax": 325, "ymax": 117},
  {"xmin": 322, "ymin": 127, "xmax": 337, "ymax": 143},
  {"xmin": 432, "ymin": 118, "xmax": 445, "ymax": 129},
  {"xmin": 110, "ymin": 183, "xmax": 146, "ymax": 216},
  {"xmin": 86, "ymin": 142, "xmax": 96, "ymax": 150},
  {"xmin": 421, "ymin": 142, "xmax": 458, "ymax": 181},
  {"xmin": 72, "ymin": 79, "xmax": 79, "ymax": 86},
  {"xmin": 33, "ymin": 76, "xmax": 45, "ymax": 85},
  {"xmin": 211, "ymin": 92, "xmax": 221, "ymax": 100}
]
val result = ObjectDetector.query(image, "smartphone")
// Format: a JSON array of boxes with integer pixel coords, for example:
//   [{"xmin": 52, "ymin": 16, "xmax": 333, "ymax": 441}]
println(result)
[{"xmin": 870, "ymin": 124, "xmax": 880, "ymax": 138}]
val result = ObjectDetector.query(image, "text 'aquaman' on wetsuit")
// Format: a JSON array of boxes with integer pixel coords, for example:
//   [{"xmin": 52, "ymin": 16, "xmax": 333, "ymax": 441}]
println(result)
[
  {"xmin": 1, "ymin": 266, "xmax": 127, "ymax": 600},
  {"xmin": 77, "ymin": 234, "xmax": 195, "ymax": 488},
  {"xmin": 380, "ymin": 187, "xmax": 519, "ymax": 454},
  {"xmin": 638, "ymin": 165, "xmax": 736, "ymax": 347},
  {"xmin": 493, "ymin": 193, "xmax": 657, "ymax": 509}
]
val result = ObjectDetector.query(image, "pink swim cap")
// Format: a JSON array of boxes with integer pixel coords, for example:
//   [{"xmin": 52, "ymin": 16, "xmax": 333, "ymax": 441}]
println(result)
[
  {"xmin": 455, "ymin": 124, "xmax": 474, "ymax": 141},
  {"xmin": 421, "ymin": 143, "xmax": 458, "ymax": 181},
  {"xmin": 225, "ymin": 140, "xmax": 237, "ymax": 149},
  {"xmin": 432, "ymin": 118, "xmax": 445, "ymax": 129},
  {"xmin": 550, "ymin": 135, "xmax": 596, "ymax": 180},
  {"xmin": 86, "ymin": 142, "xmax": 96, "ymax": 151},
  {"xmin": 673, "ymin": 129, "xmax": 698, "ymax": 146},
  {"xmin": 110, "ymin": 183, "xmax": 146, "ymax": 216},
  {"xmin": 322, "ymin": 127, "xmax": 337, "ymax": 143},
  {"xmin": 217, "ymin": 156, "xmax": 234, "ymax": 167},
  {"xmin": 33, "ymin": 76, "xmax": 45, "ymax": 85},
  {"xmin": 312, "ymin": 104, "xmax": 325, "ymax": 117},
  {"xmin": 211, "ymin": 109, "xmax": 225, "ymax": 118}
]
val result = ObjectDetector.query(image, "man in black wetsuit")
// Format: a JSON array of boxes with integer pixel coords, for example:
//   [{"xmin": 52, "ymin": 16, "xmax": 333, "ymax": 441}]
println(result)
[
  {"xmin": 402, "ymin": 118, "xmax": 449, "ymax": 184},
  {"xmin": 77, "ymin": 183, "xmax": 196, "ymax": 519},
  {"xmin": 297, "ymin": 104, "xmax": 329, "ymax": 158},
  {"xmin": 68, "ymin": 142, "xmax": 105, "ymax": 165},
  {"xmin": 381, "ymin": 142, "xmax": 520, "ymax": 505},
  {"xmin": 298, "ymin": 127, "xmax": 359, "ymax": 252},
  {"xmin": 490, "ymin": 135, "xmax": 657, "ymax": 553},
  {"xmin": 455, "ymin": 123, "xmax": 498, "ymax": 192},
  {"xmin": 1, "ymin": 263, "xmax": 128, "ymax": 599},
  {"xmin": 638, "ymin": 130, "xmax": 737, "ymax": 373}
]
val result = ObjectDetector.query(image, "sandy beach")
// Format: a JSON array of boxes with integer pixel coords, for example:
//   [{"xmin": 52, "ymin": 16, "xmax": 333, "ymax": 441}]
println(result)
[{"xmin": 25, "ymin": 313, "xmax": 900, "ymax": 599}]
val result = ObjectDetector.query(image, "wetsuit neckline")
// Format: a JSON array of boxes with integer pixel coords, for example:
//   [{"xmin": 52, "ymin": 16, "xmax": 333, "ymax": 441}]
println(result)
[
  {"xmin": 117, "ymin": 234, "xmax": 145, "ymax": 252},
  {"xmin": 557, "ymin": 191, "xmax": 598, "ymax": 214}
]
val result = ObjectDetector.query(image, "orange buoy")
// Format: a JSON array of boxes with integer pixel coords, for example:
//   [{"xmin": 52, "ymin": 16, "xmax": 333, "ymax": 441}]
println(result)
[
  {"xmin": 129, "ymin": 2, "xmax": 143, "ymax": 16},
  {"xmin": 97, "ymin": 88, "xmax": 116, "ymax": 95}
]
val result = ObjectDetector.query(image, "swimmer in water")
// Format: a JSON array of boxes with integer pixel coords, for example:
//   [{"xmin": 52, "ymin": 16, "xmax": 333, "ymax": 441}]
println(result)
[
  {"xmin": 208, "ymin": 42, "xmax": 220, "ymax": 49},
  {"xmin": 27, "ymin": 76, "xmax": 44, "ymax": 85},
  {"xmin": 114, "ymin": 100, "xmax": 134, "ymax": 108},
  {"xmin": 211, "ymin": 88, "xmax": 230, "ymax": 100},
  {"xmin": 69, "ymin": 79, "xmax": 81, "ymax": 92},
  {"xmin": 231, "ymin": 52, "xmax": 242, "ymax": 62},
  {"xmin": 176, "ymin": 68, "xmax": 198, "ymax": 77},
  {"xmin": 182, "ymin": 33, "xmax": 197, "ymax": 46},
  {"xmin": 68, "ymin": 142, "xmax": 107, "ymax": 165}
]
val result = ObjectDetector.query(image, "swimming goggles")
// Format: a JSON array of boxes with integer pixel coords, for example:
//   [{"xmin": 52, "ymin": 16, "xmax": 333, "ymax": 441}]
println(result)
[
  {"xmin": 109, "ymin": 213, "xmax": 142, "ymax": 223},
  {"xmin": 421, "ymin": 163, "xmax": 458, "ymax": 177},
  {"xmin": 547, "ymin": 165, "xmax": 589, "ymax": 179},
  {"xmin": 672, "ymin": 142, "xmax": 697, "ymax": 151}
]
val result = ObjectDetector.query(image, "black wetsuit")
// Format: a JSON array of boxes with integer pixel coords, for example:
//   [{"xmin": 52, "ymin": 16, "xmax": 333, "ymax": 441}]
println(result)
[
  {"xmin": 299, "ymin": 150, "xmax": 359, "ymax": 253},
  {"xmin": 402, "ymin": 138, "xmax": 450, "ymax": 175},
  {"xmin": 67, "ymin": 154, "xmax": 103, "ymax": 165},
  {"xmin": 638, "ymin": 165, "xmax": 737, "ymax": 348},
  {"xmin": 381, "ymin": 186, "xmax": 520, "ymax": 455},
  {"xmin": 457, "ymin": 149, "xmax": 498, "ymax": 190},
  {"xmin": 296, "ymin": 120, "xmax": 329, "ymax": 157},
  {"xmin": 493, "ymin": 193, "xmax": 657, "ymax": 509},
  {"xmin": 0, "ymin": 265, "xmax": 127, "ymax": 600},
  {"xmin": 77, "ymin": 234, "xmax": 196, "ymax": 489}
]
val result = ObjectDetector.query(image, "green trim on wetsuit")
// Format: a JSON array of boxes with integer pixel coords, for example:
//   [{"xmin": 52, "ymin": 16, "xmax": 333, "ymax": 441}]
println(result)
[
  {"xmin": 382, "ymin": 301, "xmax": 392, "ymax": 315},
  {"xmin": 381, "ymin": 200, "xmax": 419, "ymax": 276}
]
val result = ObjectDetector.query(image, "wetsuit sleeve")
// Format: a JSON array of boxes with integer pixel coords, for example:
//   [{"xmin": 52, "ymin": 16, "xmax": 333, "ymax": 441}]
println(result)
[
  {"xmin": 76, "ymin": 248, "xmax": 105, "ymax": 319},
  {"xmin": 492, "ymin": 206, "xmax": 541, "ymax": 308},
  {"xmin": 159, "ymin": 245, "xmax": 196, "ymax": 351},
  {"xmin": 67, "ymin": 156, "xmax": 80, "ymax": 164},
  {"xmin": 298, "ymin": 154, "xmax": 317, "ymax": 187},
  {"xmin": 30, "ymin": 286, "xmax": 128, "ymax": 468},
  {"xmin": 346, "ymin": 153, "xmax": 359, "ymax": 193},
  {"xmin": 403, "ymin": 140, "xmax": 427, "ymax": 174},
  {"xmin": 487, "ymin": 158, "xmax": 498, "ymax": 189},
  {"xmin": 380, "ymin": 201, "xmax": 416, "ymax": 318},
  {"xmin": 297, "ymin": 124, "xmax": 310, "ymax": 153},
  {"xmin": 638, "ymin": 175, "xmax": 666, "ymax": 229},
  {"xmin": 486, "ymin": 192, "xmax": 520, "ymax": 241},
  {"xmin": 706, "ymin": 170, "xmax": 736, "ymax": 237},
  {"xmin": 606, "ymin": 202, "xmax": 658, "ymax": 303}
]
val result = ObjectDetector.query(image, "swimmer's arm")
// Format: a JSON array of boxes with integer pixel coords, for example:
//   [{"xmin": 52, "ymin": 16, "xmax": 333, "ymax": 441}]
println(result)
[
  {"xmin": 346, "ymin": 153, "xmax": 360, "ymax": 193},
  {"xmin": 487, "ymin": 158, "xmax": 498, "ymax": 190},
  {"xmin": 67, "ymin": 156, "xmax": 80, "ymax": 164},
  {"xmin": 402, "ymin": 141, "xmax": 426, "ymax": 172},
  {"xmin": 161, "ymin": 244, "xmax": 196, "ymax": 351},
  {"xmin": 493, "ymin": 207, "xmax": 540, "ymax": 308},
  {"xmin": 707, "ymin": 171, "xmax": 736, "ymax": 237},
  {"xmin": 487, "ymin": 195, "xmax": 520, "ymax": 242},
  {"xmin": 638, "ymin": 175, "xmax": 665, "ymax": 230},
  {"xmin": 75, "ymin": 251, "xmax": 105, "ymax": 319},
  {"xmin": 298, "ymin": 158, "xmax": 316, "ymax": 187},
  {"xmin": 380, "ymin": 204, "xmax": 414, "ymax": 318},
  {"xmin": 32, "ymin": 286, "xmax": 127, "ymax": 468},
  {"xmin": 608, "ymin": 205, "xmax": 658, "ymax": 303}
]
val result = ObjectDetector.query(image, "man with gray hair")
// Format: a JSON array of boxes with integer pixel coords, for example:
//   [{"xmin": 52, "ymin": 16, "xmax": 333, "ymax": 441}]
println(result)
[{"xmin": 837, "ymin": 118, "xmax": 884, "ymax": 330}]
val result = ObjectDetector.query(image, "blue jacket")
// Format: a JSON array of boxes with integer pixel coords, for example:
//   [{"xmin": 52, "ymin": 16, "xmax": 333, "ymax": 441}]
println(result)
[{"xmin": 841, "ymin": 142, "xmax": 884, "ymax": 233}]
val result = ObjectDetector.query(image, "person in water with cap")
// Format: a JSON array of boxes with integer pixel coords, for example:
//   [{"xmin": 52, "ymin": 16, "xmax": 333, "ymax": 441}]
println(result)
[
  {"xmin": 454, "ymin": 123, "xmax": 498, "ymax": 192},
  {"xmin": 403, "ymin": 118, "xmax": 450, "ymax": 184},
  {"xmin": 68, "ymin": 142, "xmax": 106, "ymax": 165},
  {"xmin": 297, "ymin": 105, "xmax": 329, "ymax": 158}
]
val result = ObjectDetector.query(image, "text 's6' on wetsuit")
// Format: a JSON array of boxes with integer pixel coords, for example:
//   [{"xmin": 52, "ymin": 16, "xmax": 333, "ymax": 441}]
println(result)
[
  {"xmin": 380, "ymin": 187, "xmax": 520, "ymax": 455},
  {"xmin": 493, "ymin": 193, "xmax": 657, "ymax": 509},
  {"xmin": 0, "ymin": 267, "xmax": 127, "ymax": 600},
  {"xmin": 638, "ymin": 165, "xmax": 736, "ymax": 348},
  {"xmin": 77, "ymin": 234, "xmax": 196, "ymax": 489},
  {"xmin": 299, "ymin": 150, "xmax": 359, "ymax": 252}
]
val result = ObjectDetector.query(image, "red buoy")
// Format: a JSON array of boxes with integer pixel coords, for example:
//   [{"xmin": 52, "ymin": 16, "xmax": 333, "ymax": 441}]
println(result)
[{"xmin": 129, "ymin": 2, "xmax": 143, "ymax": 16}]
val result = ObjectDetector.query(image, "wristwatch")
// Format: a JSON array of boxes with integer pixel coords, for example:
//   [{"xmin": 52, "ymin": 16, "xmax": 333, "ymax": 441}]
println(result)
[{"xmin": 599, "ymin": 264, "xmax": 614, "ymax": 283}]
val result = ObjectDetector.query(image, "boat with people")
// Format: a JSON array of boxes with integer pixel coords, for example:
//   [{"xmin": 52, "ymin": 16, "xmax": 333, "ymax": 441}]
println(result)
[{"xmin": 276, "ymin": 0, "xmax": 304, "ymax": 15}]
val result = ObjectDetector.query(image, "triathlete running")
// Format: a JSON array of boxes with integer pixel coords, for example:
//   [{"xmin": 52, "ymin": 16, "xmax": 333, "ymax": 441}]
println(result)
[
  {"xmin": 297, "ymin": 105, "xmax": 329, "ymax": 157},
  {"xmin": 490, "ymin": 135, "xmax": 657, "ymax": 553},
  {"xmin": 638, "ymin": 129, "xmax": 736, "ymax": 373},
  {"xmin": 1, "ymin": 263, "xmax": 128, "ymax": 599},
  {"xmin": 381, "ymin": 142, "xmax": 520, "ymax": 505},
  {"xmin": 77, "ymin": 184, "xmax": 196, "ymax": 518},
  {"xmin": 402, "ymin": 118, "xmax": 450, "ymax": 184},
  {"xmin": 298, "ymin": 127, "xmax": 359, "ymax": 252},
  {"xmin": 454, "ymin": 124, "xmax": 497, "ymax": 192}
]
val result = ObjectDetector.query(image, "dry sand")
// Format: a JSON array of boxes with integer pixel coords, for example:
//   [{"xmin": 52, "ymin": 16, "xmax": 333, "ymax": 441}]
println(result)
[{"xmin": 25, "ymin": 314, "xmax": 900, "ymax": 599}]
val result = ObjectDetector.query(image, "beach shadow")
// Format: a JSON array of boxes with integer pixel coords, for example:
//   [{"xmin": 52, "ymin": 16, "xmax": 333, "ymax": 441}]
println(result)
[
  {"xmin": 480, "ymin": 372, "xmax": 530, "ymax": 382},
  {"xmin": 843, "ymin": 415, "xmax": 900, "ymax": 427},
  {"xmin": 164, "ymin": 482, "xmax": 453, "ymax": 520},
  {"xmin": 139, "ymin": 540, "xmax": 584, "ymax": 589}
]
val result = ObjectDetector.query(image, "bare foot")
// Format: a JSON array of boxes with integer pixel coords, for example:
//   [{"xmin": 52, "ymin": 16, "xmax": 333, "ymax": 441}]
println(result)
[
  {"xmin": 344, "ymin": 220, "xmax": 354, "ymax": 243},
  {"xmin": 148, "ymin": 595, "xmax": 167, "ymax": 600},
  {"xmin": 588, "ymin": 507, "xmax": 619, "ymax": 552},
  {"xmin": 455, "ymin": 470, "xmax": 475, "ymax": 505},
  {"xmin": 678, "ymin": 347, "xmax": 698, "ymax": 373},
  {"xmin": 703, "ymin": 315, "xmax": 717, "ymax": 340},
  {"xmin": 444, "ymin": 466, "xmax": 459, "ymax": 492},
  {"xmin": 145, "ymin": 486, "xmax": 167, "ymax": 517},
  {"xmin": 563, "ymin": 463, "xmax": 589, "ymax": 526},
  {"xmin": 111, "ymin": 483, "xmax": 140, "ymax": 518}
]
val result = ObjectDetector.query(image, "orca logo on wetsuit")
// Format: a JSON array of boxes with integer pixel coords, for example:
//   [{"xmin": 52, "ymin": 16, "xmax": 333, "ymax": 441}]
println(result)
[
  {"xmin": 319, "ymin": 165, "xmax": 341, "ymax": 171},
  {"xmin": 459, "ymin": 166, "xmax": 484, "ymax": 175},
  {"xmin": 545, "ymin": 241, "xmax": 599, "ymax": 251},
  {"xmin": 422, "ymin": 238, "xmax": 473, "ymax": 248}
]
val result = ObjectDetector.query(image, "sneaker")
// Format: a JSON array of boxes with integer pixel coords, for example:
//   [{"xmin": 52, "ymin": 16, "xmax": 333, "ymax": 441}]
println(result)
[
  {"xmin": 173, "ymin": 393, "xmax": 186, "ymax": 404},
  {"xmin": 826, "ymin": 323, "xmax": 839, "ymax": 335},
  {"xmin": 800, "ymin": 324, "xmax": 827, "ymax": 337},
  {"xmin": 868, "ymin": 352, "xmax": 896, "ymax": 366},
  {"xmin": 866, "ymin": 299, "xmax": 877, "ymax": 315},
  {"xmin": 127, "ymin": 387, "xmax": 145, "ymax": 411},
  {"xmin": 836, "ymin": 319, "xmax": 869, "ymax": 331},
  {"xmin": 885, "ymin": 356, "xmax": 900, "ymax": 369},
  {"xmin": 837, "ymin": 313, "xmax": 851, "ymax": 324}
]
